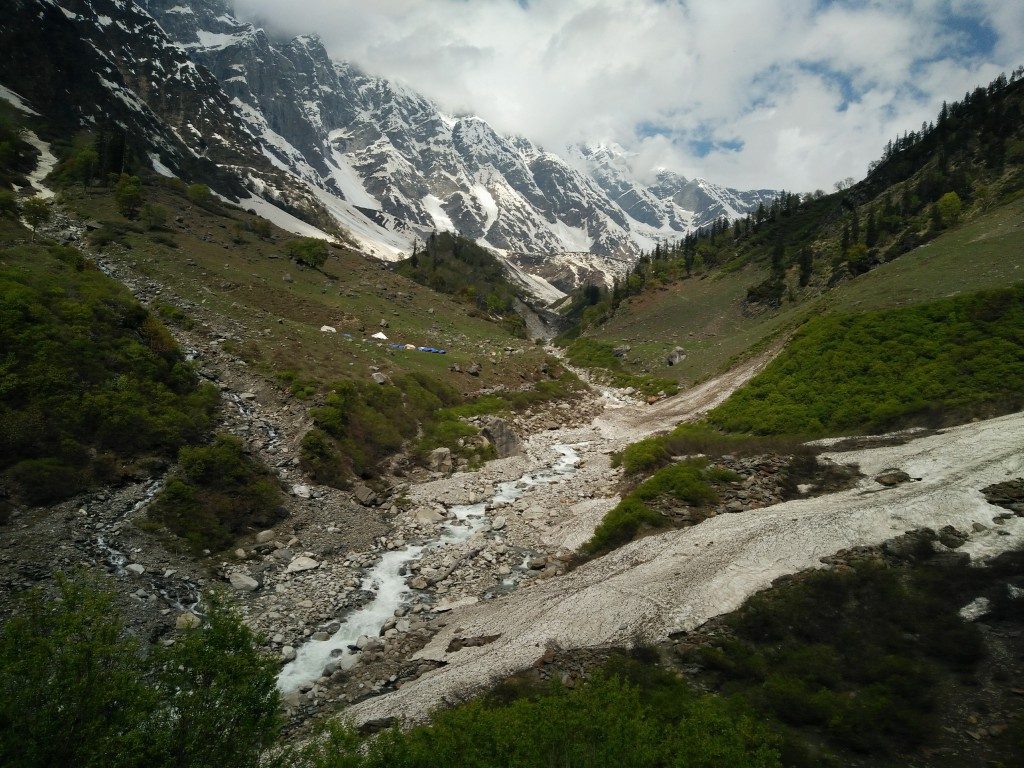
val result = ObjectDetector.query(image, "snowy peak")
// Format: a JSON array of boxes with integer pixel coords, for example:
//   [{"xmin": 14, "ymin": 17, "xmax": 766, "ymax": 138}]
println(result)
[{"xmin": 6, "ymin": 0, "xmax": 777, "ymax": 289}]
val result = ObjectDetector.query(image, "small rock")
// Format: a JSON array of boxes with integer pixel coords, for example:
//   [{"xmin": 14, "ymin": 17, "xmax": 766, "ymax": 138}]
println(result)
[
  {"xmin": 371, "ymin": 372, "xmax": 388, "ymax": 385},
  {"xmin": 125, "ymin": 563, "xmax": 145, "ymax": 577},
  {"xmin": 281, "ymin": 646, "xmax": 296, "ymax": 662},
  {"xmin": 175, "ymin": 612, "xmax": 201, "ymax": 630},
  {"xmin": 875, "ymin": 469, "xmax": 911, "ymax": 487},
  {"xmin": 491, "ymin": 516, "xmax": 506, "ymax": 531},
  {"xmin": 229, "ymin": 572, "xmax": 259, "ymax": 591},
  {"xmin": 292, "ymin": 484, "xmax": 311, "ymax": 499},
  {"xmin": 286, "ymin": 556, "xmax": 320, "ymax": 573},
  {"xmin": 255, "ymin": 530, "xmax": 275, "ymax": 544}
]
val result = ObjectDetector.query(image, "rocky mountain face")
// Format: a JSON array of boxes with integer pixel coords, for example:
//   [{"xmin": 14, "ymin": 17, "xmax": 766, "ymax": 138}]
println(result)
[
  {"xmin": 1, "ymin": 0, "xmax": 353, "ymax": 234},
  {"xmin": 146, "ymin": 0, "xmax": 777, "ymax": 271},
  {"xmin": 2, "ymin": 0, "xmax": 775, "ymax": 288}
]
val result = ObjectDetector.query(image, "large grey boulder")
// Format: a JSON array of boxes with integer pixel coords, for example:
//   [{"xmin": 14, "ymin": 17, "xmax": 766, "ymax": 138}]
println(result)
[
  {"xmin": 428, "ymin": 447, "xmax": 454, "ymax": 475},
  {"xmin": 480, "ymin": 417, "xmax": 522, "ymax": 458},
  {"xmin": 666, "ymin": 346, "xmax": 687, "ymax": 366}
]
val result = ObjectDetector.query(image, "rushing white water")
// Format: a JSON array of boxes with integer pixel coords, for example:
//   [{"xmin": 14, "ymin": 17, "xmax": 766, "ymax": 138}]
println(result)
[{"xmin": 277, "ymin": 442, "xmax": 585, "ymax": 692}]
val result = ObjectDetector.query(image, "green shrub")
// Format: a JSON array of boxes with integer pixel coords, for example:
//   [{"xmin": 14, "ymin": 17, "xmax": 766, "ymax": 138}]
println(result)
[
  {"xmin": 148, "ymin": 434, "xmax": 283, "ymax": 554},
  {"xmin": 585, "ymin": 459, "xmax": 724, "ymax": 555},
  {"xmin": 301, "ymin": 673, "xmax": 781, "ymax": 768},
  {"xmin": 0, "ymin": 576, "xmax": 281, "ymax": 768},
  {"xmin": 186, "ymin": 183, "xmax": 216, "ymax": 210},
  {"xmin": 585, "ymin": 498, "xmax": 666, "ymax": 554},
  {"xmin": 114, "ymin": 174, "xmax": 143, "ymax": 219},
  {"xmin": 0, "ymin": 245, "xmax": 218, "ymax": 505},
  {"xmin": 284, "ymin": 237, "xmax": 329, "ymax": 269},
  {"xmin": 6, "ymin": 458, "xmax": 85, "ymax": 506},
  {"xmin": 709, "ymin": 285, "xmax": 1024, "ymax": 435},
  {"xmin": 687, "ymin": 560, "xmax": 988, "ymax": 758}
]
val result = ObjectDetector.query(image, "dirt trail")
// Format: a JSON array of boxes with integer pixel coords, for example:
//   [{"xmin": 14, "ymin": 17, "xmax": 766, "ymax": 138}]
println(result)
[{"xmin": 347, "ymin": 410, "xmax": 1024, "ymax": 726}]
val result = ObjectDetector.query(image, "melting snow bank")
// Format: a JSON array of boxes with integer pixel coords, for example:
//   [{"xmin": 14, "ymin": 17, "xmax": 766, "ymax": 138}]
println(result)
[
  {"xmin": 346, "ymin": 411, "xmax": 1024, "ymax": 726},
  {"xmin": 277, "ymin": 444, "xmax": 583, "ymax": 693},
  {"xmin": 23, "ymin": 131, "xmax": 57, "ymax": 199}
]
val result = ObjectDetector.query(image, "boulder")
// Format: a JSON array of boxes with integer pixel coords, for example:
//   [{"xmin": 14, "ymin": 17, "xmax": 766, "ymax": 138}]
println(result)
[
  {"xmin": 414, "ymin": 507, "xmax": 445, "ymax": 525},
  {"xmin": 255, "ymin": 530, "xmax": 275, "ymax": 544},
  {"xmin": 371, "ymin": 372, "xmax": 388, "ymax": 385},
  {"xmin": 666, "ymin": 346, "xmax": 687, "ymax": 366},
  {"xmin": 480, "ymin": 417, "xmax": 522, "ymax": 458},
  {"xmin": 292, "ymin": 484, "xmax": 311, "ymax": 499},
  {"xmin": 409, "ymin": 576, "xmax": 429, "ymax": 590},
  {"xmin": 428, "ymin": 447, "xmax": 454, "ymax": 475},
  {"xmin": 353, "ymin": 484, "xmax": 378, "ymax": 506},
  {"xmin": 175, "ymin": 612, "xmax": 201, "ymax": 630},
  {"xmin": 491, "ymin": 516, "xmax": 507, "ymax": 531},
  {"xmin": 281, "ymin": 645, "xmax": 296, "ymax": 662},
  {"xmin": 467, "ymin": 363, "xmax": 482, "ymax": 376},
  {"xmin": 286, "ymin": 556, "xmax": 320, "ymax": 573},
  {"xmin": 229, "ymin": 572, "xmax": 259, "ymax": 591},
  {"xmin": 875, "ymin": 469, "xmax": 911, "ymax": 486},
  {"xmin": 125, "ymin": 563, "xmax": 145, "ymax": 577}
]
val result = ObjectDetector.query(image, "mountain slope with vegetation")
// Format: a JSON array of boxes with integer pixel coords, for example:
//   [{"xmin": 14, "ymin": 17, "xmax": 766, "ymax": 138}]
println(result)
[{"xmin": 569, "ymin": 69, "xmax": 1024, "ymax": 386}]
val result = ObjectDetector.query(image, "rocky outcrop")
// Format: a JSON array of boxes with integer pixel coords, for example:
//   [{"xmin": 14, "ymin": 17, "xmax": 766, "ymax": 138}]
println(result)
[{"xmin": 480, "ymin": 417, "xmax": 522, "ymax": 459}]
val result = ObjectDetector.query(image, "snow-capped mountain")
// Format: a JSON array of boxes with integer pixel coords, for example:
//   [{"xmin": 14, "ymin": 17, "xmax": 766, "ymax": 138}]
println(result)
[
  {"xmin": 2, "ymin": 0, "xmax": 776, "ymax": 291},
  {"xmin": 147, "ymin": 0, "xmax": 776, "ymax": 272}
]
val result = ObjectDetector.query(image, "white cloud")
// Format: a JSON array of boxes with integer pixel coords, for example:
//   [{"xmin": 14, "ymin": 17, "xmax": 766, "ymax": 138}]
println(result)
[{"xmin": 234, "ymin": 0, "xmax": 1020, "ymax": 191}]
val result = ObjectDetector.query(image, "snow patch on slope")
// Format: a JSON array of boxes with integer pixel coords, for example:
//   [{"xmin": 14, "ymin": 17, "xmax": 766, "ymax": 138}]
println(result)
[{"xmin": 24, "ymin": 132, "xmax": 57, "ymax": 199}]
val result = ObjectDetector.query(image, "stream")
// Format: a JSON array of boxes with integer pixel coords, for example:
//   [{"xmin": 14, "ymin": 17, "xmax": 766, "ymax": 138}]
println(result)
[{"xmin": 277, "ymin": 442, "xmax": 584, "ymax": 692}]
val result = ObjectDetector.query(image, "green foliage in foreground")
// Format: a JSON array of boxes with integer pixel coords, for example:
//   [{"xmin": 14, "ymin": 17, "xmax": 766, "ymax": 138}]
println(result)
[
  {"xmin": 148, "ymin": 434, "xmax": 284, "ymax": 554},
  {"xmin": 563, "ymin": 338, "xmax": 679, "ymax": 397},
  {"xmin": 709, "ymin": 285, "xmax": 1024, "ymax": 436},
  {"xmin": 687, "ymin": 559, "xmax": 991, "ymax": 761},
  {"xmin": 0, "ymin": 576, "xmax": 280, "ymax": 768},
  {"xmin": 303, "ymin": 670, "xmax": 781, "ymax": 768},
  {"xmin": 0, "ymin": 244, "xmax": 218, "ymax": 505},
  {"xmin": 584, "ymin": 458, "xmax": 732, "ymax": 555}
]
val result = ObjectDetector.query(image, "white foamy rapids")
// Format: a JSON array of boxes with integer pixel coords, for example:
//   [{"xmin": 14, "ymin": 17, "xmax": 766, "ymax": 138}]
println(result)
[
  {"xmin": 277, "ymin": 547, "xmax": 424, "ymax": 692},
  {"xmin": 277, "ymin": 443, "xmax": 584, "ymax": 692}
]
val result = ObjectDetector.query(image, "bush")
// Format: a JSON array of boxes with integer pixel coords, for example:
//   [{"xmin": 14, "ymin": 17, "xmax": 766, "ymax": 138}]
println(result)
[
  {"xmin": 585, "ymin": 459, "xmax": 726, "ymax": 555},
  {"xmin": 141, "ymin": 202, "xmax": 168, "ymax": 231},
  {"xmin": 300, "ymin": 673, "xmax": 781, "ymax": 768},
  {"xmin": 709, "ymin": 285, "xmax": 1024, "ymax": 436},
  {"xmin": 114, "ymin": 174, "xmax": 143, "ymax": 219},
  {"xmin": 148, "ymin": 434, "xmax": 283, "ymax": 553},
  {"xmin": 687, "ymin": 560, "xmax": 988, "ymax": 758},
  {"xmin": 0, "ymin": 245, "xmax": 218, "ymax": 505},
  {"xmin": 585, "ymin": 498, "xmax": 666, "ymax": 554},
  {"xmin": 186, "ymin": 183, "xmax": 217, "ymax": 210},
  {"xmin": 285, "ymin": 237, "xmax": 329, "ymax": 269},
  {"xmin": 5, "ymin": 458, "xmax": 85, "ymax": 506},
  {"xmin": 0, "ymin": 576, "xmax": 281, "ymax": 768}
]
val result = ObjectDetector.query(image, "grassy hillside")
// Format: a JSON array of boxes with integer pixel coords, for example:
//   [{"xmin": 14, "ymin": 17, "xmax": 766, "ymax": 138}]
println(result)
[
  {"xmin": 708, "ymin": 285, "xmax": 1024, "ymax": 436},
  {"xmin": 586, "ymin": 193, "xmax": 1024, "ymax": 386},
  {"xmin": 576, "ymin": 72, "xmax": 1024, "ymax": 387},
  {"xmin": 58, "ymin": 182, "xmax": 550, "ymax": 396}
]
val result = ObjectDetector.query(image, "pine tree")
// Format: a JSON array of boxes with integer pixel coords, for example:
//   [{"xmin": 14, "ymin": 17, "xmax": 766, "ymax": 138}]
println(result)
[
  {"xmin": 770, "ymin": 235, "xmax": 785, "ymax": 278},
  {"xmin": 865, "ymin": 209, "xmax": 878, "ymax": 247},
  {"xmin": 798, "ymin": 247, "xmax": 813, "ymax": 287}
]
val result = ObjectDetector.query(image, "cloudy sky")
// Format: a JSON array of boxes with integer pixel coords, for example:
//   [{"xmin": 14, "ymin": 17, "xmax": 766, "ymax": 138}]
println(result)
[{"xmin": 235, "ymin": 0, "xmax": 1023, "ymax": 192}]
